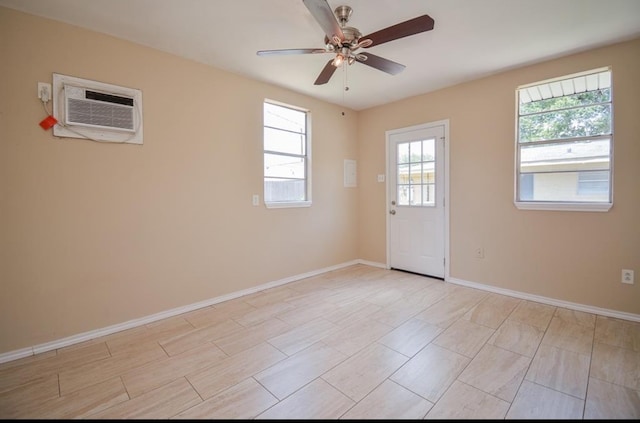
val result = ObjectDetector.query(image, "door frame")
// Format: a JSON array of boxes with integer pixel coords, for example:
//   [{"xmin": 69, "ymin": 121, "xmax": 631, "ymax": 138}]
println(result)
[{"xmin": 385, "ymin": 119, "xmax": 450, "ymax": 281}]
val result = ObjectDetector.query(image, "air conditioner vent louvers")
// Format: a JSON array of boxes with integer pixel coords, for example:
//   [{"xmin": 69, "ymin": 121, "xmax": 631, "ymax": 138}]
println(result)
[{"xmin": 67, "ymin": 97, "xmax": 134, "ymax": 131}]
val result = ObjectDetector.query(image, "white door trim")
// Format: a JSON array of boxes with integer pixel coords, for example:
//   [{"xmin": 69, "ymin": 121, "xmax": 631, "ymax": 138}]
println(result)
[{"xmin": 385, "ymin": 119, "xmax": 450, "ymax": 280}]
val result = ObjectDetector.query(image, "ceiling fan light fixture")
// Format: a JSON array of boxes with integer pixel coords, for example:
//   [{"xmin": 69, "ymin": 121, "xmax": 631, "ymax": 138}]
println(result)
[{"xmin": 332, "ymin": 53, "xmax": 345, "ymax": 67}]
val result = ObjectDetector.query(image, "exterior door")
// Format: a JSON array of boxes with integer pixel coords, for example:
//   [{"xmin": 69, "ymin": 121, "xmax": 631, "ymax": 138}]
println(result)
[{"xmin": 387, "ymin": 122, "xmax": 446, "ymax": 278}]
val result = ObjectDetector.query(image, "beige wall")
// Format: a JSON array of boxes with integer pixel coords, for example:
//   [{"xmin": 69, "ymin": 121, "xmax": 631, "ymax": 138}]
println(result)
[
  {"xmin": 357, "ymin": 38, "xmax": 640, "ymax": 315},
  {"xmin": 0, "ymin": 8, "xmax": 359, "ymax": 354},
  {"xmin": 1, "ymin": 6, "xmax": 638, "ymax": 357}
]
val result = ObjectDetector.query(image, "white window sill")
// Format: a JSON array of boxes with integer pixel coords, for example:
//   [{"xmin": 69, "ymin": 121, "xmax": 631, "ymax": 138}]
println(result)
[
  {"xmin": 514, "ymin": 201, "xmax": 612, "ymax": 212},
  {"xmin": 265, "ymin": 201, "xmax": 312, "ymax": 209}
]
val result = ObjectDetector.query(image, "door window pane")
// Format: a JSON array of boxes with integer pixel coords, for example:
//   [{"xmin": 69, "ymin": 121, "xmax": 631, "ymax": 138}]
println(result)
[
  {"xmin": 422, "ymin": 139, "xmax": 435, "ymax": 161},
  {"xmin": 409, "ymin": 141, "xmax": 422, "ymax": 162},
  {"xmin": 398, "ymin": 143, "xmax": 410, "ymax": 164},
  {"xmin": 422, "ymin": 184, "xmax": 435, "ymax": 205},
  {"xmin": 396, "ymin": 139, "xmax": 436, "ymax": 207},
  {"xmin": 398, "ymin": 185, "xmax": 410, "ymax": 205},
  {"xmin": 410, "ymin": 164, "xmax": 422, "ymax": 184},
  {"xmin": 398, "ymin": 164, "xmax": 410, "ymax": 184}
]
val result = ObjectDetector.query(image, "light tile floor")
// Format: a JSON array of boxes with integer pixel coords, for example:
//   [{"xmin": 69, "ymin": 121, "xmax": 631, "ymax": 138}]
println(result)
[{"xmin": 1, "ymin": 264, "xmax": 639, "ymax": 419}]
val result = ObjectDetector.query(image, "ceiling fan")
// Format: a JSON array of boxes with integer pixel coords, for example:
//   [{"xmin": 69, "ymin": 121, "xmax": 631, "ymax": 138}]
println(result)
[{"xmin": 257, "ymin": 0, "xmax": 435, "ymax": 85}]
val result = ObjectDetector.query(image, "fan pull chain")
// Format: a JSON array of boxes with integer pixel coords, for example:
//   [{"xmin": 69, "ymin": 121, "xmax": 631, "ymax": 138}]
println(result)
[
  {"xmin": 344, "ymin": 62, "xmax": 350, "ymax": 93},
  {"xmin": 341, "ymin": 63, "xmax": 349, "ymax": 116}
]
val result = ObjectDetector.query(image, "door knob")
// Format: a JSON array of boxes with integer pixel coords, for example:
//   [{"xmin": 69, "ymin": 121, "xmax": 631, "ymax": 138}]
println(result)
[{"xmin": 389, "ymin": 210, "xmax": 396, "ymax": 215}]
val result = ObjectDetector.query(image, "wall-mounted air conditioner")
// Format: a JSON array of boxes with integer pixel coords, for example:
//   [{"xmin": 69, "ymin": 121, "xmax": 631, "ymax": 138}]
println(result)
[{"xmin": 52, "ymin": 73, "xmax": 143, "ymax": 144}]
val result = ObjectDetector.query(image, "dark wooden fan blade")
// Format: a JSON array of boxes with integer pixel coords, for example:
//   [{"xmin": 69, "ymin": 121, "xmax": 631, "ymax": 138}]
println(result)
[
  {"xmin": 303, "ymin": 0, "xmax": 345, "ymax": 42},
  {"xmin": 314, "ymin": 60, "xmax": 337, "ymax": 85},
  {"xmin": 257, "ymin": 48, "xmax": 327, "ymax": 56},
  {"xmin": 362, "ymin": 15, "xmax": 435, "ymax": 47},
  {"xmin": 356, "ymin": 53, "xmax": 405, "ymax": 75}
]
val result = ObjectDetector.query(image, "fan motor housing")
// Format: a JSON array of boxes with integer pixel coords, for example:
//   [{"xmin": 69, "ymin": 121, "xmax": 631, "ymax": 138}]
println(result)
[{"xmin": 324, "ymin": 26, "xmax": 362, "ymax": 47}]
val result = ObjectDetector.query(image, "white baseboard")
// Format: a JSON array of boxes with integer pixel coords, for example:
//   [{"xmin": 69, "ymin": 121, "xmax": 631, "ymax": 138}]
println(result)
[
  {"xmin": 2, "ymin": 261, "xmax": 637, "ymax": 365},
  {"xmin": 356, "ymin": 259, "xmax": 387, "ymax": 269},
  {"xmin": 0, "ymin": 259, "xmax": 362, "ymax": 365},
  {"xmin": 446, "ymin": 276, "xmax": 640, "ymax": 323}
]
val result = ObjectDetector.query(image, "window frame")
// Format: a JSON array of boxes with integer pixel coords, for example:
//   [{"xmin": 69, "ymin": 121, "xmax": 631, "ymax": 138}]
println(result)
[
  {"xmin": 514, "ymin": 67, "xmax": 613, "ymax": 212},
  {"xmin": 395, "ymin": 138, "xmax": 437, "ymax": 208},
  {"xmin": 263, "ymin": 99, "xmax": 312, "ymax": 209}
]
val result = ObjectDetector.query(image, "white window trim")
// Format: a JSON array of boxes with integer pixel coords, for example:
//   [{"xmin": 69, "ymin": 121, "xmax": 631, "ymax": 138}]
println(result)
[
  {"xmin": 514, "ymin": 201, "xmax": 612, "ymax": 212},
  {"xmin": 514, "ymin": 67, "xmax": 613, "ymax": 212},
  {"xmin": 263, "ymin": 99, "xmax": 312, "ymax": 209},
  {"xmin": 265, "ymin": 201, "xmax": 312, "ymax": 209}
]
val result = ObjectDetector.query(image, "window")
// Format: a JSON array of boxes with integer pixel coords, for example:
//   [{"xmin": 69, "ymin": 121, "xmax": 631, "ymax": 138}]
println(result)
[
  {"xmin": 515, "ymin": 68, "xmax": 613, "ymax": 211},
  {"xmin": 263, "ymin": 100, "xmax": 311, "ymax": 208},
  {"xmin": 397, "ymin": 138, "xmax": 436, "ymax": 206},
  {"xmin": 577, "ymin": 170, "xmax": 609, "ymax": 196}
]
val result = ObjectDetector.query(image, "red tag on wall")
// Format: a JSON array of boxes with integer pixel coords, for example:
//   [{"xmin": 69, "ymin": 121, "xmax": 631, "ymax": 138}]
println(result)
[{"xmin": 39, "ymin": 115, "xmax": 58, "ymax": 130}]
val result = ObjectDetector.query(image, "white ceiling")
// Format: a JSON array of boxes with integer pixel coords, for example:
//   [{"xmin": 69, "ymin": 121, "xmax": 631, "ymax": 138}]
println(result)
[{"xmin": 2, "ymin": 0, "xmax": 640, "ymax": 110}]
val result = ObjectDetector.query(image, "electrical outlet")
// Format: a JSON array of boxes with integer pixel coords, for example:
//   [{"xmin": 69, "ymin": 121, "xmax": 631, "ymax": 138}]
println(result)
[
  {"xmin": 38, "ymin": 82, "xmax": 51, "ymax": 102},
  {"xmin": 622, "ymin": 269, "xmax": 634, "ymax": 285},
  {"xmin": 252, "ymin": 194, "xmax": 260, "ymax": 206},
  {"xmin": 474, "ymin": 247, "xmax": 484, "ymax": 259}
]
